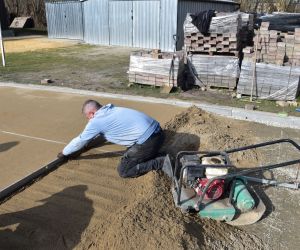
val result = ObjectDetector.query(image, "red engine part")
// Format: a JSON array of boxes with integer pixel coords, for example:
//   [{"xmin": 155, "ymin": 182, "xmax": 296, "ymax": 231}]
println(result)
[{"xmin": 194, "ymin": 178, "xmax": 225, "ymax": 200}]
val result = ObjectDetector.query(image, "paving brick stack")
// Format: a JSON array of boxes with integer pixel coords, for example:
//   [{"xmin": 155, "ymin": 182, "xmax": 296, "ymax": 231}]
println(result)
[
  {"xmin": 184, "ymin": 13, "xmax": 242, "ymax": 56},
  {"xmin": 291, "ymin": 28, "xmax": 300, "ymax": 66},
  {"xmin": 239, "ymin": 23, "xmax": 300, "ymax": 100},
  {"xmin": 237, "ymin": 61, "xmax": 300, "ymax": 100},
  {"xmin": 188, "ymin": 54, "xmax": 240, "ymax": 89},
  {"xmin": 243, "ymin": 23, "xmax": 300, "ymax": 66},
  {"xmin": 128, "ymin": 50, "xmax": 180, "ymax": 87}
]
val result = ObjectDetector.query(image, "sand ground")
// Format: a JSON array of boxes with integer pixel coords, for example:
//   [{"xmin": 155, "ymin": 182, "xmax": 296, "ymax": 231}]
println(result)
[
  {"xmin": 0, "ymin": 86, "xmax": 299, "ymax": 249},
  {"xmin": 3, "ymin": 37, "xmax": 79, "ymax": 53}
]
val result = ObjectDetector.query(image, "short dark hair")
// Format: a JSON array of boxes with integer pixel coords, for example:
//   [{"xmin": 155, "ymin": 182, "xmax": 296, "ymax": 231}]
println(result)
[{"xmin": 82, "ymin": 99, "xmax": 101, "ymax": 113}]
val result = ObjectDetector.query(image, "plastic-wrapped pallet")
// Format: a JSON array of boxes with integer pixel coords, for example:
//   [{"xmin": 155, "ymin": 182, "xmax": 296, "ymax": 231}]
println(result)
[
  {"xmin": 237, "ymin": 60, "xmax": 300, "ymax": 100},
  {"xmin": 184, "ymin": 13, "xmax": 242, "ymax": 55},
  {"xmin": 184, "ymin": 12, "xmax": 242, "ymax": 34},
  {"xmin": 188, "ymin": 54, "xmax": 240, "ymax": 89},
  {"xmin": 128, "ymin": 51, "xmax": 180, "ymax": 87}
]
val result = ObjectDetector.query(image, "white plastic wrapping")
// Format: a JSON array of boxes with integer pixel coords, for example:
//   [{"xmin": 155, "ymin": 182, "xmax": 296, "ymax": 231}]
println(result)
[
  {"xmin": 184, "ymin": 13, "xmax": 242, "ymax": 34},
  {"xmin": 128, "ymin": 51, "xmax": 180, "ymax": 87},
  {"xmin": 237, "ymin": 61, "xmax": 300, "ymax": 100},
  {"xmin": 129, "ymin": 55, "xmax": 179, "ymax": 77},
  {"xmin": 188, "ymin": 54, "xmax": 240, "ymax": 78}
]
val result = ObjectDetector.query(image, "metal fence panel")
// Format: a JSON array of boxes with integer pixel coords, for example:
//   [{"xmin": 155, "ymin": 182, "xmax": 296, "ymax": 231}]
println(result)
[
  {"xmin": 83, "ymin": 0, "xmax": 110, "ymax": 45},
  {"xmin": 133, "ymin": 1, "xmax": 160, "ymax": 49},
  {"xmin": 109, "ymin": 1, "xmax": 133, "ymax": 46},
  {"xmin": 45, "ymin": 1, "xmax": 83, "ymax": 40},
  {"xmin": 160, "ymin": 0, "xmax": 178, "ymax": 52}
]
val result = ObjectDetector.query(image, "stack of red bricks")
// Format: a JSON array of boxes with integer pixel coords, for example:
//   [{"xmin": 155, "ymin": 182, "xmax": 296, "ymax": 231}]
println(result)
[
  {"xmin": 184, "ymin": 13, "xmax": 242, "ymax": 56},
  {"xmin": 184, "ymin": 33, "xmax": 240, "ymax": 56}
]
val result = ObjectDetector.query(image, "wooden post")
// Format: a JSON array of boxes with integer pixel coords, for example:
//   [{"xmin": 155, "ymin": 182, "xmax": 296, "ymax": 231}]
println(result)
[{"xmin": 0, "ymin": 18, "xmax": 6, "ymax": 67}]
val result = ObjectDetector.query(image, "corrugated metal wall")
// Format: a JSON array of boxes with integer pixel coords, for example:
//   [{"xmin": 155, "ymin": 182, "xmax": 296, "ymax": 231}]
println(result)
[
  {"xmin": 83, "ymin": 0, "xmax": 110, "ymax": 45},
  {"xmin": 45, "ymin": 0, "xmax": 238, "ymax": 51},
  {"xmin": 109, "ymin": 1, "xmax": 133, "ymax": 46},
  {"xmin": 46, "ymin": 1, "xmax": 84, "ymax": 40},
  {"xmin": 177, "ymin": 0, "xmax": 239, "ymax": 50},
  {"xmin": 46, "ymin": 0, "xmax": 177, "ymax": 51},
  {"xmin": 133, "ymin": 1, "xmax": 160, "ymax": 49},
  {"xmin": 160, "ymin": 0, "xmax": 178, "ymax": 51}
]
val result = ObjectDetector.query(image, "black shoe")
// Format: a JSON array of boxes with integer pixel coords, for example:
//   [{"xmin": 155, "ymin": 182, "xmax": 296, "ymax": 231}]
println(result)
[{"xmin": 161, "ymin": 155, "xmax": 173, "ymax": 179}]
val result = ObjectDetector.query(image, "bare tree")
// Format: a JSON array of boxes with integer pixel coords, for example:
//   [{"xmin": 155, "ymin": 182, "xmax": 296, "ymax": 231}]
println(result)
[
  {"xmin": 4, "ymin": 0, "xmax": 46, "ymax": 27},
  {"xmin": 276, "ymin": 0, "xmax": 293, "ymax": 11},
  {"xmin": 238, "ymin": 0, "xmax": 299, "ymax": 13}
]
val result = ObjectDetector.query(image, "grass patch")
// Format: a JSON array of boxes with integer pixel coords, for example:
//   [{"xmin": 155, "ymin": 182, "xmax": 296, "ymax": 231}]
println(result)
[
  {"xmin": 0, "ymin": 43, "xmax": 298, "ymax": 117},
  {"xmin": 0, "ymin": 44, "xmax": 130, "ymax": 86}
]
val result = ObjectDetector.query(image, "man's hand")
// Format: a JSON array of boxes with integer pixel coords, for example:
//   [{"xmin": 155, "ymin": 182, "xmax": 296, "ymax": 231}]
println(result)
[{"xmin": 57, "ymin": 152, "xmax": 67, "ymax": 159}]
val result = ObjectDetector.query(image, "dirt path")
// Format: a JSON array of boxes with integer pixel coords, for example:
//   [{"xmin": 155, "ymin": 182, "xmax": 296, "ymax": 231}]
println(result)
[{"xmin": 0, "ymin": 87, "xmax": 299, "ymax": 249}]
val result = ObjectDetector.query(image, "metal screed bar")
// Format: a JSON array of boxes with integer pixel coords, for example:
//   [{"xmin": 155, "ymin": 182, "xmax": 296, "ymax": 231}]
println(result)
[{"xmin": 0, "ymin": 157, "xmax": 67, "ymax": 204}]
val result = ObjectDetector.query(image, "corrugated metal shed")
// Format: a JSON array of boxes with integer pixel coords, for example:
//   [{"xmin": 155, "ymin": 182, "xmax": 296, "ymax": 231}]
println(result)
[
  {"xmin": 45, "ymin": 0, "xmax": 239, "ymax": 51},
  {"xmin": 83, "ymin": 0, "xmax": 110, "ymax": 45},
  {"xmin": 46, "ymin": 0, "xmax": 84, "ymax": 40}
]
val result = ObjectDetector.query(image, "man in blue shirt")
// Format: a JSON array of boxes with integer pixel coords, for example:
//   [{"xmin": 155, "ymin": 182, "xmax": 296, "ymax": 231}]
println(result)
[{"xmin": 58, "ymin": 99, "xmax": 167, "ymax": 178}]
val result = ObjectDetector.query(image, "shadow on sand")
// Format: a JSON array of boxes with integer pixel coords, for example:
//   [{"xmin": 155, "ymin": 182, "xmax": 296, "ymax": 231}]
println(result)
[
  {"xmin": 0, "ymin": 141, "xmax": 19, "ymax": 153},
  {"xmin": 0, "ymin": 185, "xmax": 93, "ymax": 249}
]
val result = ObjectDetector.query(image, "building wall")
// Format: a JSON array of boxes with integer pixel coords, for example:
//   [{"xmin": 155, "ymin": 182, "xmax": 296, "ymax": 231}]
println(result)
[
  {"xmin": 83, "ymin": 0, "xmax": 110, "ymax": 45},
  {"xmin": 45, "ymin": 0, "xmax": 238, "ymax": 51},
  {"xmin": 177, "ymin": 0, "xmax": 239, "ymax": 50},
  {"xmin": 46, "ymin": 0, "xmax": 178, "ymax": 51},
  {"xmin": 46, "ymin": 0, "xmax": 84, "ymax": 40},
  {"xmin": 160, "ymin": 0, "xmax": 178, "ymax": 51}
]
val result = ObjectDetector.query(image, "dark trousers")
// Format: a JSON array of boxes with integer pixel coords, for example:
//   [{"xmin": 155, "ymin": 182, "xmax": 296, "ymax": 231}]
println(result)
[{"xmin": 117, "ymin": 129, "xmax": 165, "ymax": 178}]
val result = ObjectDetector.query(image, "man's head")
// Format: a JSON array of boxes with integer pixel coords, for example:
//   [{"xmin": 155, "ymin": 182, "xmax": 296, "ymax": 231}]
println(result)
[{"xmin": 82, "ymin": 100, "xmax": 102, "ymax": 120}]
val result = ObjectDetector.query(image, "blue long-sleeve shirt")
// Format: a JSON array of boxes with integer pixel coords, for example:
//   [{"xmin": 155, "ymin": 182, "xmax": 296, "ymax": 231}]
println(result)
[{"xmin": 63, "ymin": 104, "xmax": 160, "ymax": 155}]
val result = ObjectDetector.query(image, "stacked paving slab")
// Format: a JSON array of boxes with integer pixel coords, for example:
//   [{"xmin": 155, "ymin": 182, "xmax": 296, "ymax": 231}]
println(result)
[
  {"xmin": 184, "ymin": 12, "xmax": 247, "ymax": 89},
  {"xmin": 184, "ymin": 13, "xmax": 242, "ymax": 56},
  {"xmin": 238, "ymin": 23, "xmax": 300, "ymax": 100},
  {"xmin": 238, "ymin": 62, "xmax": 300, "ymax": 100},
  {"xmin": 188, "ymin": 54, "xmax": 240, "ymax": 89},
  {"xmin": 128, "ymin": 50, "xmax": 180, "ymax": 87},
  {"xmin": 243, "ymin": 24, "xmax": 300, "ymax": 66}
]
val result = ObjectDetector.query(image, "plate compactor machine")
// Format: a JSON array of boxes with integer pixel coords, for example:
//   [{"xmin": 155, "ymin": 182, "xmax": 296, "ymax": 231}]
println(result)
[{"xmin": 163, "ymin": 139, "xmax": 300, "ymax": 226}]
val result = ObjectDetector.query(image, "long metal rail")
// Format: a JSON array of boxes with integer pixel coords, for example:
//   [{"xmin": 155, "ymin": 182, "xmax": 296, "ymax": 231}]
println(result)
[{"xmin": 0, "ymin": 157, "xmax": 67, "ymax": 204}]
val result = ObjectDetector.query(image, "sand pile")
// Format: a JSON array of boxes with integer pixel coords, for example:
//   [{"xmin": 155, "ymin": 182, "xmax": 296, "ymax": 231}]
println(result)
[{"xmin": 163, "ymin": 106, "xmax": 260, "ymax": 167}]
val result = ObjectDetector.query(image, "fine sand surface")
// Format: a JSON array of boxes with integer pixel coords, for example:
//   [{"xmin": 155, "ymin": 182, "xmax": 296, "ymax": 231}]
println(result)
[
  {"xmin": 0, "ymin": 86, "xmax": 299, "ymax": 249},
  {"xmin": 3, "ymin": 37, "xmax": 78, "ymax": 53}
]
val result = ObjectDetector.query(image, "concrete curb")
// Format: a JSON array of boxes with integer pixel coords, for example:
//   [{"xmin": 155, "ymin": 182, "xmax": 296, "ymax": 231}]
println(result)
[{"xmin": 1, "ymin": 82, "xmax": 299, "ymax": 130}]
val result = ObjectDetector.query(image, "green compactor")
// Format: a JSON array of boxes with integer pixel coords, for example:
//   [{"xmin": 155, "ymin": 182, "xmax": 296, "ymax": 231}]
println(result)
[{"xmin": 163, "ymin": 139, "xmax": 300, "ymax": 225}]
